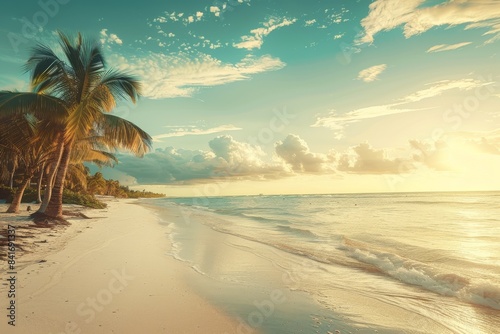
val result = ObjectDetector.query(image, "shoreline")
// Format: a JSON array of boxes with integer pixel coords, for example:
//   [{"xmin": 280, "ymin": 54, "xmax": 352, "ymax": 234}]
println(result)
[{"xmin": 0, "ymin": 199, "xmax": 239, "ymax": 333}]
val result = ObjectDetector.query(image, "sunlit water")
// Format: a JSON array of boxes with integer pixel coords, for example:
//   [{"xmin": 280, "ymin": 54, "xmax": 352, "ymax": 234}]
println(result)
[{"xmin": 144, "ymin": 191, "xmax": 500, "ymax": 333}]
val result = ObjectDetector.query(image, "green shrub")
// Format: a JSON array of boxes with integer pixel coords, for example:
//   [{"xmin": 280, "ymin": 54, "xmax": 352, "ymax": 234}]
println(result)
[
  {"xmin": 4, "ymin": 186, "xmax": 37, "ymax": 203},
  {"xmin": 62, "ymin": 189, "xmax": 107, "ymax": 209}
]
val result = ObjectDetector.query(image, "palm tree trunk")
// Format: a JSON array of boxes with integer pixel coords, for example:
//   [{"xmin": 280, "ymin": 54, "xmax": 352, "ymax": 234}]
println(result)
[
  {"xmin": 44, "ymin": 142, "xmax": 72, "ymax": 218},
  {"xmin": 36, "ymin": 163, "xmax": 45, "ymax": 204},
  {"xmin": 6, "ymin": 177, "xmax": 30, "ymax": 213},
  {"xmin": 9, "ymin": 168, "xmax": 15, "ymax": 189},
  {"xmin": 37, "ymin": 136, "xmax": 64, "ymax": 213}
]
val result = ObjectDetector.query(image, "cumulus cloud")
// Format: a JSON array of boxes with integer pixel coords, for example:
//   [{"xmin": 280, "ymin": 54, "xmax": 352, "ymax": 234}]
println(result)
[
  {"xmin": 108, "ymin": 53, "xmax": 285, "ymax": 99},
  {"xmin": 358, "ymin": 64, "xmax": 387, "ymax": 82},
  {"xmin": 275, "ymin": 134, "xmax": 335, "ymax": 173},
  {"xmin": 113, "ymin": 135, "xmax": 289, "ymax": 184},
  {"xmin": 110, "ymin": 133, "xmax": 476, "ymax": 185},
  {"xmin": 234, "ymin": 17, "xmax": 297, "ymax": 50},
  {"xmin": 338, "ymin": 143, "xmax": 411, "ymax": 174},
  {"xmin": 359, "ymin": 0, "xmax": 500, "ymax": 44},
  {"xmin": 410, "ymin": 139, "xmax": 453, "ymax": 171},
  {"xmin": 100, "ymin": 29, "xmax": 123, "ymax": 45},
  {"xmin": 427, "ymin": 42, "xmax": 472, "ymax": 53},
  {"xmin": 153, "ymin": 124, "xmax": 242, "ymax": 141}
]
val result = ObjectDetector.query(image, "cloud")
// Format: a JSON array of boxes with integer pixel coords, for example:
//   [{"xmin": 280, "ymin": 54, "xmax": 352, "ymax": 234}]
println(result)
[
  {"xmin": 410, "ymin": 139, "xmax": 453, "ymax": 171},
  {"xmin": 234, "ymin": 17, "xmax": 297, "ymax": 50},
  {"xmin": 427, "ymin": 42, "xmax": 472, "ymax": 53},
  {"xmin": 313, "ymin": 78, "xmax": 494, "ymax": 136},
  {"xmin": 0, "ymin": 76, "xmax": 29, "ymax": 91},
  {"xmin": 358, "ymin": 64, "xmax": 387, "ymax": 82},
  {"xmin": 359, "ymin": 0, "xmax": 500, "ymax": 44},
  {"xmin": 113, "ymin": 135, "xmax": 289, "ymax": 184},
  {"xmin": 275, "ymin": 134, "xmax": 335, "ymax": 173},
  {"xmin": 338, "ymin": 143, "xmax": 411, "ymax": 174},
  {"xmin": 110, "ymin": 133, "xmax": 473, "ymax": 185},
  {"xmin": 210, "ymin": 6, "xmax": 221, "ymax": 17},
  {"xmin": 305, "ymin": 19, "xmax": 316, "ymax": 26},
  {"xmin": 469, "ymin": 137, "xmax": 500, "ymax": 155},
  {"xmin": 153, "ymin": 124, "xmax": 242, "ymax": 141},
  {"xmin": 108, "ymin": 53, "xmax": 285, "ymax": 98},
  {"xmin": 312, "ymin": 104, "xmax": 420, "ymax": 138},
  {"xmin": 452, "ymin": 129, "xmax": 500, "ymax": 155},
  {"xmin": 401, "ymin": 79, "xmax": 492, "ymax": 103},
  {"xmin": 100, "ymin": 29, "xmax": 123, "ymax": 45}
]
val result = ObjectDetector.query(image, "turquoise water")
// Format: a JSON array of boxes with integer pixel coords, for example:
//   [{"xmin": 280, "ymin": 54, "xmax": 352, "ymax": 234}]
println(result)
[{"xmin": 144, "ymin": 191, "xmax": 500, "ymax": 333}]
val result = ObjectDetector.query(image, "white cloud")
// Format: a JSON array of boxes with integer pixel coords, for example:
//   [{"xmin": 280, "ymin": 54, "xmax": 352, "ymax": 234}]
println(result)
[
  {"xmin": 338, "ymin": 143, "xmax": 411, "ymax": 174},
  {"xmin": 114, "ymin": 135, "xmax": 289, "ymax": 184},
  {"xmin": 410, "ymin": 139, "xmax": 453, "ymax": 171},
  {"xmin": 313, "ymin": 78, "xmax": 491, "ymax": 136},
  {"xmin": 154, "ymin": 12, "xmax": 181, "ymax": 23},
  {"xmin": 427, "ymin": 42, "xmax": 472, "ymax": 53},
  {"xmin": 359, "ymin": 0, "xmax": 500, "ymax": 44},
  {"xmin": 275, "ymin": 134, "xmax": 335, "ymax": 173},
  {"xmin": 108, "ymin": 53, "xmax": 285, "ymax": 99},
  {"xmin": 305, "ymin": 19, "xmax": 316, "ymax": 26},
  {"xmin": 401, "ymin": 79, "xmax": 492, "ymax": 103},
  {"xmin": 358, "ymin": 64, "xmax": 387, "ymax": 83},
  {"xmin": 100, "ymin": 29, "xmax": 123, "ymax": 45},
  {"xmin": 210, "ymin": 6, "xmax": 220, "ymax": 16},
  {"xmin": 234, "ymin": 17, "xmax": 297, "ymax": 50},
  {"xmin": 452, "ymin": 129, "xmax": 500, "ymax": 155},
  {"xmin": 153, "ymin": 124, "xmax": 242, "ymax": 141},
  {"xmin": 312, "ymin": 104, "xmax": 420, "ymax": 139},
  {"xmin": 111, "ymin": 133, "xmax": 473, "ymax": 185}
]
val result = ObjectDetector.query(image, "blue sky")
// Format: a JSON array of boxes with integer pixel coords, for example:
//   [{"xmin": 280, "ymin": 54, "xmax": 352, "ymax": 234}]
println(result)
[{"xmin": 1, "ymin": 0, "xmax": 500, "ymax": 196}]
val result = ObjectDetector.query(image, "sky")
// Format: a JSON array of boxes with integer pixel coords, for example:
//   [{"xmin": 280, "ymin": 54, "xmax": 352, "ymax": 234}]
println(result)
[{"xmin": 1, "ymin": 0, "xmax": 500, "ymax": 196}]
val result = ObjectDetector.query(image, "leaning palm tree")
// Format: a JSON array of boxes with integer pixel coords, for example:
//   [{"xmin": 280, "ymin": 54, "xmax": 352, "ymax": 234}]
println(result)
[{"xmin": 0, "ymin": 31, "xmax": 151, "ymax": 219}]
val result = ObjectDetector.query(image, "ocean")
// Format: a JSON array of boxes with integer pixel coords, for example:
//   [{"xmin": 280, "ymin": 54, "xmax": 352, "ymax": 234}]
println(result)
[{"xmin": 142, "ymin": 191, "xmax": 500, "ymax": 334}]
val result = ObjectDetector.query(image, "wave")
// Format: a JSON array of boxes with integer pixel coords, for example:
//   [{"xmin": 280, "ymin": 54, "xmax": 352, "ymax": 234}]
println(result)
[
  {"xmin": 276, "ymin": 225, "xmax": 317, "ymax": 238},
  {"xmin": 339, "ymin": 238, "xmax": 500, "ymax": 310}
]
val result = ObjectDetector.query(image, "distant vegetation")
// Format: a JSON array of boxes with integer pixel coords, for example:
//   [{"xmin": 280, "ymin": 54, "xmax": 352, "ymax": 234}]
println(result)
[{"xmin": 0, "ymin": 168, "xmax": 164, "ymax": 209}]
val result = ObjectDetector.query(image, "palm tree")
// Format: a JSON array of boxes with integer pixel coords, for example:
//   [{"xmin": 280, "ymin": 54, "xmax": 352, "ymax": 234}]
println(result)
[
  {"xmin": 0, "ymin": 31, "xmax": 151, "ymax": 219},
  {"xmin": 0, "ymin": 114, "xmax": 57, "ymax": 213}
]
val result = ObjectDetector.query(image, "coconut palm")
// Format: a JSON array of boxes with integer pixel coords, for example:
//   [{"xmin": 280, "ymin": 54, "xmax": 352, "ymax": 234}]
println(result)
[
  {"xmin": 0, "ymin": 114, "xmax": 58, "ymax": 213},
  {"xmin": 0, "ymin": 31, "xmax": 151, "ymax": 219}
]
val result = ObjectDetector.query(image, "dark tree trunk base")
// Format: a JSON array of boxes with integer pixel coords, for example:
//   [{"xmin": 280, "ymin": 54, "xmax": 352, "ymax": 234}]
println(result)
[{"xmin": 30, "ymin": 211, "xmax": 70, "ymax": 225}]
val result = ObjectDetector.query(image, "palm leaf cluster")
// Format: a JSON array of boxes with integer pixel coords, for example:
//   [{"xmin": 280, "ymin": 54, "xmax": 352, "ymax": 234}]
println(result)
[{"xmin": 0, "ymin": 32, "xmax": 151, "ymax": 217}]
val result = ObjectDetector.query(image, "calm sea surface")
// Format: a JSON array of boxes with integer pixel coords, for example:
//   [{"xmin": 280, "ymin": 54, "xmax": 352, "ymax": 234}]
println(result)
[{"xmin": 144, "ymin": 191, "xmax": 500, "ymax": 333}]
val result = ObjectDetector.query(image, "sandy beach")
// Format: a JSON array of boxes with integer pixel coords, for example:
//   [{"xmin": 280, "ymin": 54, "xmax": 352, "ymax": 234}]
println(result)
[{"xmin": 0, "ymin": 199, "xmax": 239, "ymax": 334}]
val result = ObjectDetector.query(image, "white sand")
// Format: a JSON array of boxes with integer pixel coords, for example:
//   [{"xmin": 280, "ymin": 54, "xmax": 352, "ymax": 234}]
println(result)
[{"xmin": 0, "ymin": 199, "xmax": 238, "ymax": 333}]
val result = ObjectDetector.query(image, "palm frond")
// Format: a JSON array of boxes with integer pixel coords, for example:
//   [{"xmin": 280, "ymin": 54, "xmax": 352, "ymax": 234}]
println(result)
[
  {"xmin": 96, "ymin": 113, "xmax": 152, "ymax": 157},
  {"xmin": 72, "ymin": 137, "xmax": 118, "ymax": 167},
  {"xmin": 0, "ymin": 91, "xmax": 68, "ymax": 123},
  {"xmin": 98, "ymin": 70, "xmax": 142, "ymax": 105}
]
